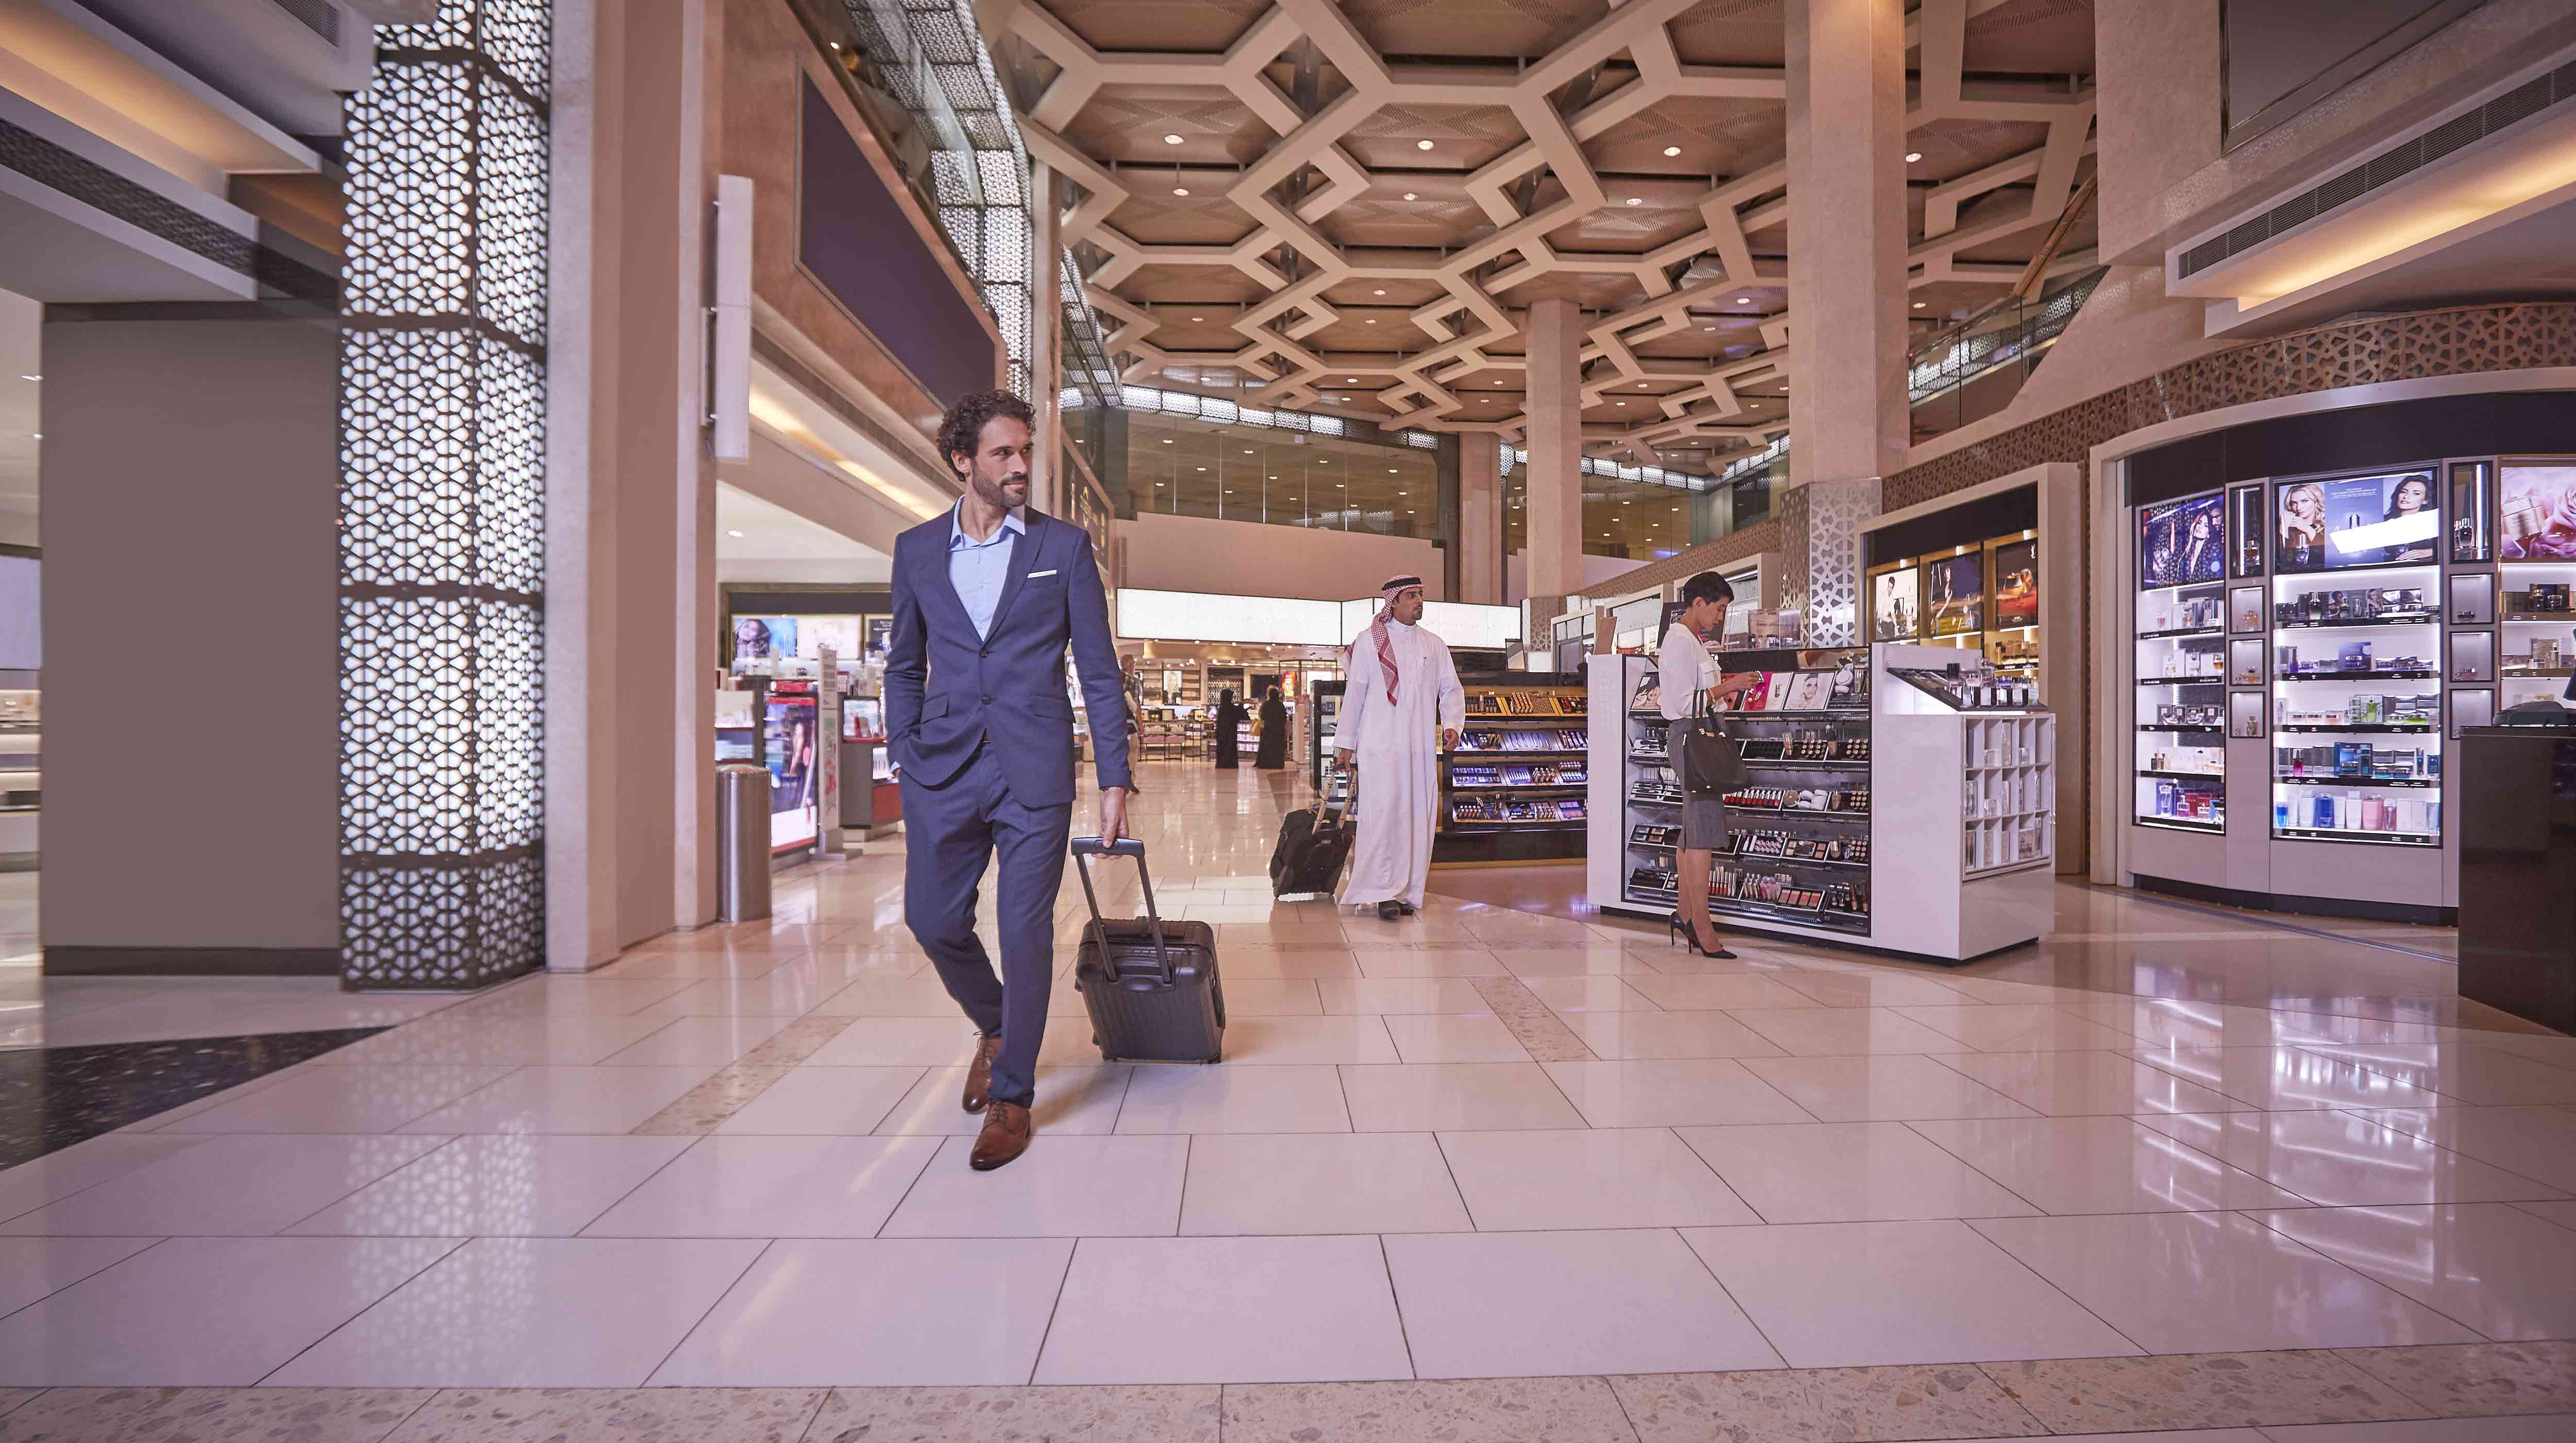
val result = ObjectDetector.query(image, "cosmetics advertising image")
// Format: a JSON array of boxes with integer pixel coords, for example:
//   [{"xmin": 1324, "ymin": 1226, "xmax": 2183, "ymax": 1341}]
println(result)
[
  {"xmin": 2275, "ymin": 469, "xmax": 2439, "ymax": 573},
  {"xmin": 1992, "ymin": 539, "xmax": 2037, "ymax": 626},
  {"xmin": 1872, "ymin": 566, "xmax": 1919, "ymax": 641},
  {"xmin": 2140, "ymin": 493, "xmax": 2224, "ymax": 589},
  {"xmin": 1926, "ymin": 552, "xmax": 1984, "ymax": 636},
  {"xmin": 2499, "ymin": 463, "xmax": 2576, "ymax": 561}
]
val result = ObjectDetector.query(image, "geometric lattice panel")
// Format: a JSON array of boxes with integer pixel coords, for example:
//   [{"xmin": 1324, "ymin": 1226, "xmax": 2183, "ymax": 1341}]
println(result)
[{"xmin": 338, "ymin": 0, "xmax": 550, "ymax": 990}]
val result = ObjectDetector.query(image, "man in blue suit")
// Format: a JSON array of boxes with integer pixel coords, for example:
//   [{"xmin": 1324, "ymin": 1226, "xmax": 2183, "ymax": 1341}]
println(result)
[{"xmin": 885, "ymin": 389, "xmax": 1133, "ymax": 1171}]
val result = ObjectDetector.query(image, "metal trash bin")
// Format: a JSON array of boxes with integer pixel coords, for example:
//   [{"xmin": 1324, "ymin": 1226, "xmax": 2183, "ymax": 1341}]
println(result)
[{"xmin": 716, "ymin": 762, "xmax": 773, "ymax": 922}]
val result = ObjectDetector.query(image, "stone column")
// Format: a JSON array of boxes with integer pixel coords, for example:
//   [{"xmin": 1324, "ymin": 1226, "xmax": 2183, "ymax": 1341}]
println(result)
[
  {"xmin": 1782, "ymin": 0, "xmax": 1906, "ymax": 644},
  {"xmin": 1029, "ymin": 158, "xmax": 1062, "ymax": 511},
  {"xmin": 1457, "ymin": 430, "xmax": 1503, "ymax": 605},
  {"xmin": 1522, "ymin": 297, "xmax": 1584, "ymax": 617}
]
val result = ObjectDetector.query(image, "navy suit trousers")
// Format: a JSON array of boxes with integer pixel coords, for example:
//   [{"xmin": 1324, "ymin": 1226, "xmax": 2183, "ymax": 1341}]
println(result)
[{"xmin": 900, "ymin": 744, "xmax": 1071, "ymax": 1106}]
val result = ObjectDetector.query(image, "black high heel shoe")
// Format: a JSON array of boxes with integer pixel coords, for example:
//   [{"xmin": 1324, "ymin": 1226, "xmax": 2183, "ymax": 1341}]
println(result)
[{"xmin": 1668, "ymin": 910, "xmax": 1738, "ymax": 960}]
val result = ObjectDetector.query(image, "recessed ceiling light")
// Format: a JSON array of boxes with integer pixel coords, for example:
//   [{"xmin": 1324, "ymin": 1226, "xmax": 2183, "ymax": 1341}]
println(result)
[
  {"xmin": 726, "ymin": 529, "xmax": 744, "ymax": 538},
  {"xmin": 1416, "ymin": 140, "xmax": 1434, "ymax": 151},
  {"xmin": 1365, "ymin": 318, "xmax": 1377, "ymax": 325},
  {"xmin": 1197, "ymin": 466, "xmax": 1207, "ymax": 472},
  {"xmin": 1172, "ymin": 187, "xmax": 1189, "ymax": 196},
  {"xmin": 1904, "ymin": 150, "xmax": 1923, "ymax": 163},
  {"xmin": 15, "ymin": 375, "xmax": 32, "ymax": 381},
  {"xmin": 1245, "ymin": 449, "xmax": 1255, "ymax": 454},
  {"xmin": 1623, "ymin": 197, "xmax": 1641, "ymax": 206},
  {"xmin": 1164, "ymin": 134, "xmax": 1183, "ymax": 145},
  {"xmin": 1346, "ymin": 376, "xmax": 1359, "ymax": 382},
  {"xmin": 1913, "ymin": 301, "xmax": 1927, "ymax": 309},
  {"xmin": 1387, "ymin": 468, "xmax": 1398, "ymax": 474},
  {"xmin": 1663, "ymin": 145, "xmax": 1682, "ymax": 157},
  {"xmin": 829, "ymin": 42, "xmax": 840, "ymax": 50},
  {"xmin": 1401, "ymin": 192, "xmax": 1418, "ymax": 202}
]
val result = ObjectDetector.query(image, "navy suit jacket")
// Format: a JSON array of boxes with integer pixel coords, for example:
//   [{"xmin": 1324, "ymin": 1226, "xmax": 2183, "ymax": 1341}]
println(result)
[{"xmin": 884, "ymin": 507, "xmax": 1133, "ymax": 805}]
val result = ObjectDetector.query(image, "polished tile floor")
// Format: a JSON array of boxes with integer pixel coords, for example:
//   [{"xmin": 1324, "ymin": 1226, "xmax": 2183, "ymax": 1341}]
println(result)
[{"xmin": 0, "ymin": 765, "xmax": 2569, "ymax": 1439}]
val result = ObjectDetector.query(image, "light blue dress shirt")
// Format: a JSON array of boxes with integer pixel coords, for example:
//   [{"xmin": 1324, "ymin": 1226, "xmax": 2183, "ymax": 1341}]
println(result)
[{"xmin": 948, "ymin": 502, "xmax": 1025, "ymax": 640}]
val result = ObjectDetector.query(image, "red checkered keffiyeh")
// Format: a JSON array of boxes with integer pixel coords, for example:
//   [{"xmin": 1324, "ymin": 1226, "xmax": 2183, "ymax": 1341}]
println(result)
[{"xmin": 1361, "ymin": 575, "xmax": 1422, "ymax": 705}]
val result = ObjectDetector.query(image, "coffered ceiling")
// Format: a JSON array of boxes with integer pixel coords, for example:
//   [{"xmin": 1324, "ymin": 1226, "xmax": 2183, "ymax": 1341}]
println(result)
[{"xmin": 998, "ymin": 0, "xmax": 2097, "ymax": 466}]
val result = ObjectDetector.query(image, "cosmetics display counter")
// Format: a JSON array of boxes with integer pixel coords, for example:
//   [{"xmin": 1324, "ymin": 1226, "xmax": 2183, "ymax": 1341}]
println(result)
[
  {"xmin": 1586, "ymin": 643, "xmax": 2054, "ymax": 962},
  {"xmin": 1437, "ymin": 677, "xmax": 1587, "ymax": 865}
]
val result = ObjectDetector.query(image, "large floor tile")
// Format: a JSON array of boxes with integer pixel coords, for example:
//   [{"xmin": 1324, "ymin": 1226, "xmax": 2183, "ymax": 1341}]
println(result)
[
  {"xmin": 2124, "ymin": 1045, "xmax": 2445, "ymax": 1111},
  {"xmin": 1618, "ymin": 974, "xmax": 1822, "ymax": 1011},
  {"xmin": 801, "ymin": 1384, "xmax": 1218, "ymax": 1441},
  {"xmin": 1906, "ymin": 1115, "xmax": 2304, "ymax": 1215},
  {"xmin": 581, "ymin": 1135, "xmax": 941, "ymax": 1237},
  {"xmin": 1313, "ymin": 977, "xmax": 1490, "ymax": 1015},
  {"xmin": 1181, "ymin": 1132, "xmax": 1470, "ymax": 1235},
  {"xmin": 802, "ymin": 1016, "xmax": 990, "ymax": 1067},
  {"xmin": 396, "ymin": 1065, "xmax": 721, "ymax": 1134},
  {"xmin": 1336, "ymin": 1062, "xmax": 1584, "ymax": 1132},
  {"xmin": 883, "ymin": 1134, "xmax": 1188, "ymax": 1237},
  {"xmin": 1348, "ymin": 950, "xmax": 1510, "ymax": 979},
  {"xmin": 2308, "ymin": 1042, "xmax": 2576, "ymax": 1107},
  {"xmin": 1113, "ymin": 1065, "xmax": 1350, "ymax": 1133},
  {"xmin": 2134, "ymin": 1110, "xmax": 2568, "ymax": 1206},
  {"xmin": 2255, "ymin": 1202, "xmax": 2576, "ymax": 1342},
  {"xmin": 152, "ymin": 1064, "xmax": 520, "ymax": 1134},
  {"xmin": 2333, "ymin": 1340, "xmax": 2576, "ymax": 1419},
  {"xmin": 1977, "ymin": 1351, "xmax": 2424, "ymax": 1432},
  {"xmin": 1384, "ymin": 1228, "xmax": 1781, "ymax": 1378},
  {"xmin": 708, "ymin": 1065, "xmax": 928, "ymax": 1135},
  {"xmin": 1931, "ymin": 1048, "xmax": 2245, "ymax": 1117},
  {"xmin": 0, "ymin": 1134, "xmax": 206, "ymax": 1222},
  {"xmin": 1443, "ymin": 1129, "xmax": 1762, "ymax": 1227},
  {"xmin": 0, "ymin": 1133, "xmax": 446, "ymax": 1235},
  {"xmin": 1968, "ymin": 1211, "xmax": 2480, "ymax": 1352},
  {"xmin": 1683, "ymin": 1218, "xmax": 2141, "ymax": 1366},
  {"xmin": 1771, "ymin": 971, "xmax": 1978, "ymax": 1008},
  {"xmin": 270, "ymin": 1237, "xmax": 768, "ymax": 1386},
  {"xmin": 1210, "ymin": 979, "xmax": 1326, "ymax": 1016},
  {"xmin": 1610, "ymin": 1363, "xmax": 2051, "ymax": 1443},
  {"xmin": 1513, "ymin": 975, "xmax": 1657, "ymax": 1014},
  {"xmin": 1677, "ymin": 1120, "xmax": 2040, "ymax": 1223},
  {"xmin": 382, "ymin": 1388, "xmax": 828, "ymax": 1442},
  {"xmin": 650, "ymin": 1238, "xmax": 1073, "ymax": 1385},
  {"xmin": 0, "ymin": 1236, "xmax": 158, "ymax": 1315},
  {"xmin": 2351, "ymin": 1104, "xmax": 2576, "ymax": 1194},
  {"xmin": 1037, "ymin": 1235, "xmax": 1410, "ymax": 1383},
  {"xmin": 0, "ymin": 1236, "xmax": 461, "ymax": 1384},
  {"xmin": 291, "ymin": 1135, "xmax": 696, "ymax": 1237},
  {"xmin": 0, "ymin": 1387, "xmax": 439, "ymax": 1440},
  {"xmin": 466, "ymin": 976, "xmax": 699, "ymax": 1017},
  {"xmin": 1724, "ymin": 1007, "xmax": 1977, "ymax": 1056},
  {"xmin": 1221, "ymin": 1015, "xmax": 1401, "ymax": 1064},
  {"xmin": 1379, "ymin": 1013, "xmax": 1530, "ymax": 1063},
  {"xmin": 1496, "ymin": 947, "xmax": 1654, "ymax": 977},
  {"xmin": 872, "ymin": 1064, "xmax": 1132, "ymax": 1136},
  {"xmin": 1891, "ymin": 1004, "xmax": 2143, "ymax": 1053},
  {"xmin": 343, "ymin": 1012, "xmax": 686, "ymax": 1067},
  {"xmin": 1540, "ymin": 1058, "xmax": 1816, "ymax": 1128},
  {"xmin": 594, "ymin": 1013, "xmax": 796, "ymax": 1065},
  {"xmin": 1560, "ymin": 1009, "xmax": 1789, "ymax": 1060},
  {"xmin": 1738, "ymin": 1054, "xmax": 2039, "ymax": 1122}
]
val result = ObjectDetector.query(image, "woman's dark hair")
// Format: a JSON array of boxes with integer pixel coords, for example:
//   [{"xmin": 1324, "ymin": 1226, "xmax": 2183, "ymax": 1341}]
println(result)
[
  {"xmin": 938, "ymin": 389, "xmax": 1037, "ymax": 475},
  {"xmin": 2385, "ymin": 475, "xmax": 2431, "ymax": 518},
  {"xmin": 1679, "ymin": 571, "xmax": 1736, "ymax": 607}
]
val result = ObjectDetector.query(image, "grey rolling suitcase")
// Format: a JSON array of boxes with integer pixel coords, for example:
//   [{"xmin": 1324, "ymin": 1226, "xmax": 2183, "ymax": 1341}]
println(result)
[{"xmin": 1071, "ymin": 837, "xmax": 1225, "ymax": 1064}]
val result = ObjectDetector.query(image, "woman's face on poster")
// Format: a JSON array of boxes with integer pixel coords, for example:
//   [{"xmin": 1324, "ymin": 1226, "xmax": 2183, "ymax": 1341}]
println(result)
[{"xmin": 2391, "ymin": 477, "xmax": 2430, "ymax": 512}]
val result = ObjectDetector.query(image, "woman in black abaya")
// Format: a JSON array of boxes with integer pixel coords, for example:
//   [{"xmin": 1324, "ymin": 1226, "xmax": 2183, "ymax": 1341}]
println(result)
[
  {"xmin": 1255, "ymin": 686, "xmax": 1289, "ymax": 769},
  {"xmin": 1212, "ymin": 689, "xmax": 1244, "ymax": 769}
]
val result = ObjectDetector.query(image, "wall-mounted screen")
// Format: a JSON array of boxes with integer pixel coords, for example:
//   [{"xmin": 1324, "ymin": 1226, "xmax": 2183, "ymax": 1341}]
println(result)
[
  {"xmin": 2499, "ymin": 462, "xmax": 2576, "ymax": 562},
  {"xmin": 2140, "ymin": 493, "xmax": 2224, "ymax": 589},
  {"xmin": 1992, "ymin": 540, "xmax": 2037, "ymax": 627},
  {"xmin": 1925, "ymin": 552, "xmax": 1983, "ymax": 636},
  {"xmin": 2275, "ymin": 469, "xmax": 2439, "ymax": 573},
  {"xmin": 1871, "ymin": 567, "xmax": 1919, "ymax": 641}
]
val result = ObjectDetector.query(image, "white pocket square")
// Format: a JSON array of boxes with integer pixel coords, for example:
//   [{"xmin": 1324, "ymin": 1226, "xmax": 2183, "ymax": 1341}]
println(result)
[{"xmin": 1029, "ymin": 568, "xmax": 1058, "ymax": 578}]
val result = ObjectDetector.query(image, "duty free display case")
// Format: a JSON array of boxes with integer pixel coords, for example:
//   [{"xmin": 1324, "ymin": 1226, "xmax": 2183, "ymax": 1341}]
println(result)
[
  {"xmin": 1438, "ymin": 675, "xmax": 1587, "ymax": 866},
  {"xmin": 1586, "ymin": 643, "xmax": 2054, "ymax": 963}
]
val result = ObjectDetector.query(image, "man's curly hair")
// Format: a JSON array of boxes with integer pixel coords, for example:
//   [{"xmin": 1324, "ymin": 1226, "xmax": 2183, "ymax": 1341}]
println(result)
[{"xmin": 937, "ymin": 389, "xmax": 1036, "ymax": 477}]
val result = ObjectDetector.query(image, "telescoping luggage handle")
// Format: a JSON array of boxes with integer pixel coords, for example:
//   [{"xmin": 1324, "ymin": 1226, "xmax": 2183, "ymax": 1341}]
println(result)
[{"xmin": 1070, "ymin": 835, "xmax": 1175, "ymax": 985}]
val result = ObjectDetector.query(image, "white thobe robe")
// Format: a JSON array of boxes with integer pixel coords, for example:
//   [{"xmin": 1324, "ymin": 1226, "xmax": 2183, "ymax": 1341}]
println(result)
[{"xmin": 1335, "ymin": 620, "xmax": 1465, "ymax": 909}]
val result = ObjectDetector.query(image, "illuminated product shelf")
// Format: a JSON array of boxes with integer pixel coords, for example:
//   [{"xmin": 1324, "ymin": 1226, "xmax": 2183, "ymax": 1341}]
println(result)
[{"xmin": 2268, "ymin": 562, "xmax": 2443, "ymax": 848}]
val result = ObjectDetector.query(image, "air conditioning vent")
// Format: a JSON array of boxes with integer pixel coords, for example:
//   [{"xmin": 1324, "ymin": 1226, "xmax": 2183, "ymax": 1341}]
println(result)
[
  {"xmin": 2177, "ymin": 60, "xmax": 2576, "ymax": 279},
  {"xmin": 268, "ymin": 0, "xmax": 342, "ymax": 47}
]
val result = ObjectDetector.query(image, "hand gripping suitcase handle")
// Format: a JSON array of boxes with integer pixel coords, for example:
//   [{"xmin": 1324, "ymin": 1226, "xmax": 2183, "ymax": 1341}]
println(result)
[{"xmin": 1069, "ymin": 836, "xmax": 1173, "ymax": 984}]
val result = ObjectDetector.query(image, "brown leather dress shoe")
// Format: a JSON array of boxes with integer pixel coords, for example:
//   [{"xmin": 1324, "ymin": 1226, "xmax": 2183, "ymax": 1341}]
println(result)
[
  {"xmin": 970, "ymin": 1099, "xmax": 1031, "ymax": 1171},
  {"xmin": 961, "ymin": 1033, "xmax": 1001, "ymax": 1114}
]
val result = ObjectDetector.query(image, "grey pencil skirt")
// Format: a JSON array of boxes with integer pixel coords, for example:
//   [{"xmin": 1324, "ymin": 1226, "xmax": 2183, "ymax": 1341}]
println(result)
[{"xmin": 1667, "ymin": 720, "xmax": 1731, "ymax": 852}]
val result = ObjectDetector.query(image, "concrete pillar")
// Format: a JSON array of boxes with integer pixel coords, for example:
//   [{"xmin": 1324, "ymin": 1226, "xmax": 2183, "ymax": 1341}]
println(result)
[
  {"xmin": 1458, "ymin": 431, "xmax": 1503, "ymax": 604},
  {"xmin": 1522, "ymin": 297, "xmax": 1583, "ymax": 601},
  {"xmin": 545, "ymin": 0, "xmax": 725, "ymax": 969},
  {"xmin": 1784, "ymin": 0, "xmax": 1905, "ymax": 644}
]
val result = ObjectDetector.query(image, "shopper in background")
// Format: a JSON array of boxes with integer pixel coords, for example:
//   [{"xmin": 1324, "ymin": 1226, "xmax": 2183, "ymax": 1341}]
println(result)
[
  {"xmin": 885, "ymin": 388, "xmax": 1132, "ymax": 1173},
  {"xmin": 1255, "ymin": 686, "xmax": 1289, "ymax": 769},
  {"xmin": 1212, "ymin": 689, "xmax": 1244, "ymax": 769},
  {"xmin": 1661, "ymin": 571, "xmax": 1759, "ymax": 958},
  {"xmin": 1335, "ymin": 576, "xmax": 1464, "ymax": 920}
]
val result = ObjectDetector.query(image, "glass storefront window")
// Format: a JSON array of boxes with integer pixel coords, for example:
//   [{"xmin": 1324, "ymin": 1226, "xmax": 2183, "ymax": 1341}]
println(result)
[{"xmin": 1122, "ymin": 411, "xmax": 1438, "ymax": 538}]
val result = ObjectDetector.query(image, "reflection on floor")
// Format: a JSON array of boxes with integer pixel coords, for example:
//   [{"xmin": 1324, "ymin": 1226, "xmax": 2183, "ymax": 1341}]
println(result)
[
  {"xmin": 0, "ymin": 761, "xmax": 2566, "ymax": 1440},
  {"xmin": 0, "ymin": 1028, "xmax": 389, "ymax": 1168}
]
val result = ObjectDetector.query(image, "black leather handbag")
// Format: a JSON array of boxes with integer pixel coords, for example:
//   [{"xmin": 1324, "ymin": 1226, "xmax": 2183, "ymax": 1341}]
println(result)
[{"xmin": 1679, "ymin": 678, "xmax": 1748, "ymax": 799}]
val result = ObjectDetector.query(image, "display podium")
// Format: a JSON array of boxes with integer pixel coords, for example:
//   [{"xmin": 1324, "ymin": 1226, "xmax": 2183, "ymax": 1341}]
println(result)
[{"xmin": 2456, "ymin": 725, "xmax": 2576, "ymax": 1032}]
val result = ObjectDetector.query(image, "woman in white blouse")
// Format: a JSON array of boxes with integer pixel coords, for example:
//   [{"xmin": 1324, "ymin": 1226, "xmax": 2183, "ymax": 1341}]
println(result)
[{"xmin": 1658, "ymin": 572, "xmax": 1758, "ymax": 957}]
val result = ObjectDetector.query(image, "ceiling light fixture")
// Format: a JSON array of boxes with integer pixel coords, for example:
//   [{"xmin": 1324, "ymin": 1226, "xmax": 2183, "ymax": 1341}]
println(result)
[
  {"xmin": 1623, "ymin": 197, "xmax": 1641, "ymax": 206},
  {"xmin": 1164, "ymin": 134, "xmax": 1183, "ymax": 145},
  {"xmin": 1904, "ymin": 151, "xmax": 1923, "ymax": 163},
  {"xmin": 1401, "ymin": 192, "xmax": 1418, "ymax": 202},
  {"xmin": 15, "ymin": 375, "xmax": 32, "ymax": 382},
  {"xmin": 1416, "ymin": 140, "xmax": 1434, "ymax": 151},
  {"xmin": 1913, "ymin": 301, "xmax": 1927, "ymax": 309},
  {"xmin": 1172, "ymin": 187, "xmax": 1189, "ymax": 196},
  {"xmin": 726, "ymin": 529, "xmax": 744, "ymax": 538},
  {"xmin": 1161, "ymin": 438, "xmax": 1173, "ymax": 444},
  {"xmin": 1663, "ymin": 145, "xmax": 1682, "ymax": 157}
]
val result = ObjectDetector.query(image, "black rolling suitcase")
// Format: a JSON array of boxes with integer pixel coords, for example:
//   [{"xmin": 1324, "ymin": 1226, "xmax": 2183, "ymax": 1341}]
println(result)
[
  {"xmin": 1071, "ymin": 837, "xmax": 1225, "ymax": 1063},
  {"xmin": 1270, "ymin": 781, "xmax": 1353, "ymax": 899}
]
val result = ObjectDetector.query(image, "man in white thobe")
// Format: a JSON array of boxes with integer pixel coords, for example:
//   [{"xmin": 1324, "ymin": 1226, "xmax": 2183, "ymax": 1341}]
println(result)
[{"xmin": 1334, "ymin": 576, "xmax": 1464, "ymax": 920}]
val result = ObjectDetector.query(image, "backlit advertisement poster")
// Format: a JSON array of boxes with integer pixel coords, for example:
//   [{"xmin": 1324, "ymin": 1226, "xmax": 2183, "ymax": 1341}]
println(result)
[
  {"xmin": 2500, "ymin": 463, "xmax": 2576, "ymax": 561},
  {"xmin": 2275, "ymin": 469, "xmax": 2439, "ymax": 573},
  {"xmin": 1926, "ymin": 552, "xmax": 1984, "ymax": 636},
  {"xmin": 1992, "ymin": 540, "xmax": 2037, "ymax": 626},
  {"xmin": 1871, "ymin": 567, "xmax": 1919, "ymax": 641},
  {"xmin": 2139, "ymin": 493, "xmax": 2225, "ymax": 589}
]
